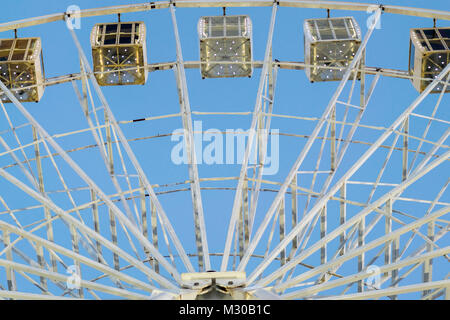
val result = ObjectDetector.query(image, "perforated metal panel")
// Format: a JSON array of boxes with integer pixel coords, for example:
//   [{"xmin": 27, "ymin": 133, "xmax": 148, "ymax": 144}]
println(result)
[
  {"xmin": 0, "ymin": 37, "xmax": 44, "ymax": 103},
  {"xmin": 409, "ymin": 27, "xmax": 450, "ymax": 93},
  {"xmin": 198, "ymin": 15, "xmax": 252, "ymax": 78},
  {"xmin": 90, "ymin": 22, "xmax": 148, "ymax": 86},
  {"xmin": 304, "ymin": 17, "xmax": 362, "ymax": 82}
]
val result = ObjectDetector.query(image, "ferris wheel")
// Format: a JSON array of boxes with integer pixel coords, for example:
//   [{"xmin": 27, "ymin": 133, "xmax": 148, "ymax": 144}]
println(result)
[{"xmin": 0, "ymin": 0, "xmax": 449, "ymax": 300}]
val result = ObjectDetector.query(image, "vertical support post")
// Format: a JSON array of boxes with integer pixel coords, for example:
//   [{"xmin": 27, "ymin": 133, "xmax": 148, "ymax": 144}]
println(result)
[
  {"xmin": 3, "ymin": 230, "xmax": 17, "ymax": 291},
  {"xmin": 109, "ymin": 208, "xmax": 119, "ymax": 271},
  {"xmin": 357, "ymin": 217, "xmax": 365, "ymax": 292},
  {"xmin": 243, "ymin": 179, "xmax": 249, "ymax": 251},
  {"xmin": 150, "ymin": 200, "xmax": 159, "ymax": 273},
  {"xmin": 402, "ymin": 117, "xmax": 409, "ymax": 181},
  {"xmin": 391, "ymin": 236, "xmax": 400, "ymax": 299},
  {"xmin": 339, "ymin": 183, "xmax": 346, "ymax": 256},
  {"xmin": 360, "ymin": 51, "xmax": 366, "ymax": 114},
  {"xmin": 140, "ymin": 179, "xmax": 151, "ymax": 267},
  {"xmin": 320, "ymin": 205, "xmax": 327, "ymax": 265},
  {"xmin": 32, "ymin": 126, "xmax": 57, "ymax": 273},
  {"xmin": 36, "ymin": 243, "xmax": 47, "ymax": 290},
  {"xmin": 384, "ymin": 199, "xmax": 392, "ymax": 278},
  {"xmin": 69, "ymin": 223, "xmax": 83, "ymax": 298},
  {"xmin": 80, "ymin": 59, "xmax": 89, "ymax": 115},
  {"xmin": 238, "ymin": 200, "xmax": 244, "ymax": 261},
  {"xmin": 104, "ymin": 110, "xmax": 114, "ymax": 176},
  {"xmin": 290, "ymin": 175, "xmax": 298, "ymax": 258},
  {"xmin": 90, "ymin": 189, "xmax": 102, "ymax": 262},
  {"xmin": 330, "ymin": 107, "xmax": 336, "ymax": 171},
  {"xmin": 422, "ymin": 221, "xmax": 434, "ymax": 297},
  {"xmin": 279, "ymin": 197, "xmax": 286, "ymax": 266}
]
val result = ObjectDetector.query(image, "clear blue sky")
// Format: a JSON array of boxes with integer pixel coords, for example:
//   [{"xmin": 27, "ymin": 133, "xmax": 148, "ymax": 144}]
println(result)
[{"xmin": 0, "ymin": 0, "xmax": 448, "ymax": 298}]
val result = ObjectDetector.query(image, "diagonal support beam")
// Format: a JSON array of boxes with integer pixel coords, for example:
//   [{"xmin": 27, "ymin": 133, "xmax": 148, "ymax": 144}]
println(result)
[
  {"xmin": 278, "ymin": 204, "xmax": 449, "ymax": 294},
  {"xmin": 282, "ymin": 246, "xmax": 450, "ymax": 299},
  {"xmin": 319, "ymin": 280, "xmax": 450, "ymax": 300},
  {"xmin": 0, "ymin": 172, "xmax": 178, "ymax": 291},
  {"xmin": 0, "ymin": 259, "xmax": 153, "ymax": 299}
]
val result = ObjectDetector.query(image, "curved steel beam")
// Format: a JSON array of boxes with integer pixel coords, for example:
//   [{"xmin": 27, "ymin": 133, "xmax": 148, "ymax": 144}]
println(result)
[{"xmin": 0, "ymin": 0, "xmax": 448, "ymax": 33}]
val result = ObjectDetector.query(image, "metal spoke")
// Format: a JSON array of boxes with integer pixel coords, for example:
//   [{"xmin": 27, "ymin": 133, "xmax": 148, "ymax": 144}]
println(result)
[
  {"xmin": 318, "ymin": 280, "xmax": 450, "ymax": 300},
  {"xmin": 221, "ymin": 2, "xmax": 278, "ymax": 271},
  {"xmin": 0, "ymin": 0, "xmax": 448, "ymax": 300},
  {"xmin": 170, "ymin": 3, "xmax": 210, "ymax": 271},
  {"xmin": 0, "ymin": 168, "xmax": 178, "ymax": 290}
]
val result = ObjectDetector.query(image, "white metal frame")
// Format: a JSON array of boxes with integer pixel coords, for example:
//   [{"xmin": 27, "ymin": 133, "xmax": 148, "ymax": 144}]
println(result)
[{"xmin": 0, "ymin": 1, "xmax": 448, "ymax": 300}]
